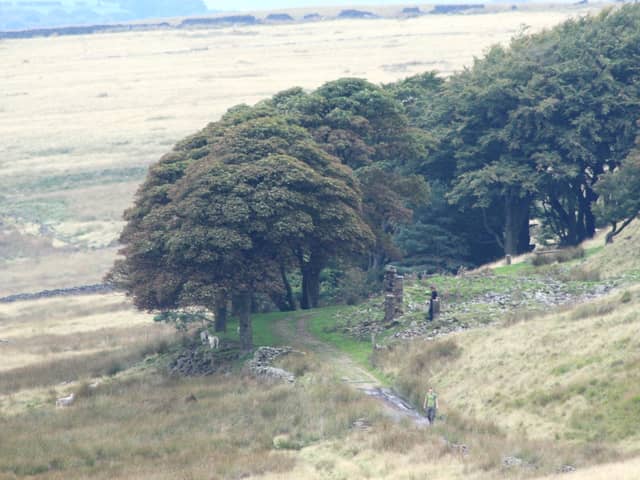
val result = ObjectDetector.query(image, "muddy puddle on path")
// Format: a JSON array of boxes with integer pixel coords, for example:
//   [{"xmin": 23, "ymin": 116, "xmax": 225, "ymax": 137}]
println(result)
[
  {"xmin": 361, "ymin": 386, "xmax": 431, "ymax": 426},
  {"xmin": 274, "ymin": 314, "xmax": 430, "ymax": 427}
]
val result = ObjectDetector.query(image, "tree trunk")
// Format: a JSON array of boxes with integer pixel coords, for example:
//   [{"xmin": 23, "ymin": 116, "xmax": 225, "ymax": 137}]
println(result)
[
  {"xmin": 214, "ymin": 291, "xmax": 227, "ymax": 333},
  {"xmin": 270, "ymin": 264, "xmax": 296, "ymax": 311},
  {"xmin": 300, "ymin": 252, "xmax": 323, "ymax": 310},
  {"xmin": 503, "ymin": 197, "xmax": 518, "ymax": 257},
  {"xmin": 517, "ymin": 204, "xmax": 532, "ymax": 254},
  {"xmin": 503, "ymin": 195, "xmax": 531, "ymax": 256},
  {"xmin": 235, "ymin": 290, "xmax": 253, "ymax": 352},
  {"xmin": 282, "ymin": 267, "xmax": 296, "ymax": 311},
  {"xmin": 606, "ymin": 216, "xmax": 636, "ymax": 244}
]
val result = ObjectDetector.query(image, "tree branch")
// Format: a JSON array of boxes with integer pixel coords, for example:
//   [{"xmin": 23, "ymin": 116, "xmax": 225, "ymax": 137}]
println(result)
[{"xmin": 481, "ymin": 208, "xmax": 504, "ymax": 250}]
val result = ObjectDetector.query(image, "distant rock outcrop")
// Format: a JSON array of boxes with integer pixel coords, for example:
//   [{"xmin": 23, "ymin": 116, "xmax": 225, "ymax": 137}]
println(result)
[
  {"xmin": 401, "ymin": 7, "xmax": 424, "ymax": 17},
  {"xmin": 430, "ymin": 4, "xmax": 485, "ymax": 14},
  {"xmin": 338, "ymin": 9, "xmax": 378, "ymax": 20},
  {"xmin": 265, "ymin": 13, "xmax": 294, "ymax": 22},
  {"xmin": 303, "ymin": 13, "xmax": 322, "ymax": 21},
  {"xmin": 180, "ymin": 15, "xmax": 258, "ymax": 27}
]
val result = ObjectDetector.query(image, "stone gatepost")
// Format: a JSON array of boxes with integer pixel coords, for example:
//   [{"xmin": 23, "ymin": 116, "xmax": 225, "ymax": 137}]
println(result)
[
  {"xmin": 393, "ymin": 275, "xmax": 404, "ymax": 316},
  {"xmin": 384, "ymin": 266, "xmax": 397, "ymax": 294},
  {"xmin": 384, "ymin": 294, "xmax": 396, "ymax": 323},
  {"xmin": 383, "ymin": 266, "xmax": 404, "ymax": 320}
]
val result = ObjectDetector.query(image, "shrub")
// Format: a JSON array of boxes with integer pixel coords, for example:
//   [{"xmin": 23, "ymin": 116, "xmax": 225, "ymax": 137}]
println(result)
[
  {"xmin": 569, "ymin": 301, "xmax": 616, "ymax": 321},
  {"xmin": 106, "ymin": 361, "xmax": 124, "ymax": 377},
  {"xmin": 531, "ymin": 246, "xmax": 585, "ymax": 267},
  {"xmin": 377, "ymin": 339, "xmax": 461, "ymax": 406}
]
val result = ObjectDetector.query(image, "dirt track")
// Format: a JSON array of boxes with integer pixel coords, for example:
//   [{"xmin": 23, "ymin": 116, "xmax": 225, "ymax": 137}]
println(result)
[{"xmin": 274, "ymin": 314, "xmax": 429, "ymax": 426}]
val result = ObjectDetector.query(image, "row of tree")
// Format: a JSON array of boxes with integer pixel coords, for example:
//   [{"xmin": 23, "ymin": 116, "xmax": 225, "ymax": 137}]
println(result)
[
  {"xmin": 112, "ymin": 5, "xmax": 640, "ymax": 350},
  {"xmin": 389, "ymin": 5, "xmax": 640, "ymax": 260},
  {"xmin": 109, "ymin": 84, "xmax": 427, "ymax": 349}
]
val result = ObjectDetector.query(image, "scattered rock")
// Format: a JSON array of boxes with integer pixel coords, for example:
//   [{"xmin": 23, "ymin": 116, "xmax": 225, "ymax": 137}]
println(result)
[
  {"xmin": 558, "ymin": 464, "xmax": 577, "ymax": 473},
  {"xmin": 448, "ymin": 442, "xmax": 470, "ymax": 456},
  {"xmin": 351, "ymin": 417, "xmax": 372, "ymax": 431},
  {"xmin": 247, "ymin": 346, "xmax": 296, "ymax": 383},
  {"xmin": 55, "ymin": 393, "xmax": 75, "ymax": 408},
  {"xmin": 502, "ymin": 455, "xmax": 534, "ymax": 469},
  {"xmin": 273, "ymin": 434, "xmax": 303, "ymax": 450},
  {"xmin": 169, "ymin": 341, "xmax": 240, "ymax": 377}
]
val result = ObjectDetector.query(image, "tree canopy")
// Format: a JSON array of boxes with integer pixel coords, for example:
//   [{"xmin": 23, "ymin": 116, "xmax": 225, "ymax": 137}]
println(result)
[{"xmin": 112, "ymin": 113, "xmax": 373, "ymax": 350}]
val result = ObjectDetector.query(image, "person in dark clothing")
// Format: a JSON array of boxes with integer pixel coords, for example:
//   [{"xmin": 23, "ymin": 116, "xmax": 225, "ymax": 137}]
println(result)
[{"xmin": 428, "ymin": 284, "xmax": 439, "ymax": 321}]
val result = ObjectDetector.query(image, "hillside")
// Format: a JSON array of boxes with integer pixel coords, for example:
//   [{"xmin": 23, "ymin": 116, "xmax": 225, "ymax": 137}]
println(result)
[
  {"xmin": 3, "ymin": 3, "xmax": 640, "ymax": 478},
  {"xmin": 2, "ymin": 218, "xmax": 639, "ymax": 479},
  {"xmin": 586, "ymin": 220, "xmax": 640, "ymax": 279}
]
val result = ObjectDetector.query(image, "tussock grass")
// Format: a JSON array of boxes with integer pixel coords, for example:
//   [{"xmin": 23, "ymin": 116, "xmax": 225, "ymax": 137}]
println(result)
[
  {"xmin": 587, "ymin": 220, "xmax": 640, "ymax": 279},
  {"xmin": 531, "ymin": 246, "xmax": 585, "ymax": 267},
  {"xmin": 0, "ymin": 337, "xmax": 169, "ymax": 394},
  {"xmin": 374, "ymin": 338, "xmax": 461, "ymax": 407},
  {"xmin": 568, "ymin": 299, "xmax": 617, "ymax": 321},
  {"xmin": 0, "ymin": 364, "xmax": 383, "ymax": 479}
]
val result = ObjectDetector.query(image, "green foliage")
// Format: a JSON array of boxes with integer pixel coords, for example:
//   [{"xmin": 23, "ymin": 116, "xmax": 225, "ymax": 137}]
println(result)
[
  {"xmin": 594, "ymin": 141, "xmax": 640, "ymax": 242},
  {"xmin": 270, "ymin": 79, "xmax": 431, "ymax": 269},
  {"xmin": 114, "ymin": 110, "xmax": 374, "ymax": 349},
  {"xmin": 396, "ymin": 5, "xmax": 640, "ymax": 263},
  {"xmin": 154, "ymin": 310, "xmax": 210, "ymax": 331}
]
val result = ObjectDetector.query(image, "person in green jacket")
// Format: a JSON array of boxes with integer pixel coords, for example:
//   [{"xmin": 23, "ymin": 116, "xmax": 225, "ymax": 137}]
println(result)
[{"xmin": 423, "ymin": 387, "xmax": 438, "ymax": 425}]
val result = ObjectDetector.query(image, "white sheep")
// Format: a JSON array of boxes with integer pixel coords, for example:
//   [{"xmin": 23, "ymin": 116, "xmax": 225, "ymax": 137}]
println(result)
[
  {"xmin": 56, "ymin": 393, "xmax": 75, "ymax": 408},
  {"xmin": 200, "ymin": 330, "xmax": 219, "ymax": 349},
  {"xmin": 208, "ymin": 335, "xmax": 219, "ymax": 350}
]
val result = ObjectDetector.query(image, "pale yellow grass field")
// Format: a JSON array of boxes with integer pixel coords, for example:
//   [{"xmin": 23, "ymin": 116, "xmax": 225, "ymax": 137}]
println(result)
[
  {"xmin": 0, "ymin": 292, "xmax": 175, "ymax": 414},
  {"xmin": 0, "ymin": 5, "xmax": 601, "ymax": 293},
  {"xmin": 0, "ymin": 293, "xmax": 154, "ymax": 340},
  {"xmin": 0, "ymin": 247, "xmax": 119, "ymax": 296}
]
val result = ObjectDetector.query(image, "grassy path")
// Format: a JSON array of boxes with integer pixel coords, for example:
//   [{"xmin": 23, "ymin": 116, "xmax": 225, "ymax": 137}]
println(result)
[{"xmin": 274, "ymin": 313, "xmax": 429, "ymax": 425}]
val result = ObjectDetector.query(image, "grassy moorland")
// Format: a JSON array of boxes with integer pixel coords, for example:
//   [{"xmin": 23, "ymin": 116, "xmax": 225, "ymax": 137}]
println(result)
[{"xmin": 1, "ymin": 222, "xmax": 639, "ymax": 479}]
